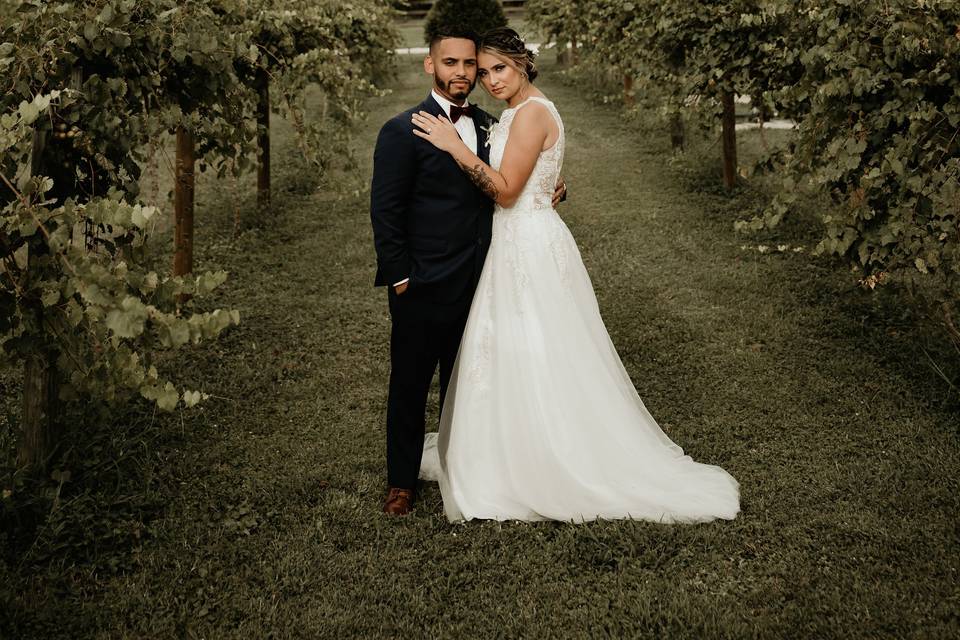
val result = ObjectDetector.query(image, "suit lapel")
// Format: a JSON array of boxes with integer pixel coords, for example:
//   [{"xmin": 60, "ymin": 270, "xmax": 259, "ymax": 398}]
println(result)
[
  {"xmin": 422, "ymin": 93, "xmax": 446, "ymax": 119},
  {"xmin": 474, "ymin": 111, "xmax": 491, "ymax": 165}
]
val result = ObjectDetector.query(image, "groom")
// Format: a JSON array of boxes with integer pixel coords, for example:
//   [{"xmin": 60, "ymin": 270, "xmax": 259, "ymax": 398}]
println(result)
[{"xmin": 370, "ymin": 26, "xmax": 566, "ymax": 516}]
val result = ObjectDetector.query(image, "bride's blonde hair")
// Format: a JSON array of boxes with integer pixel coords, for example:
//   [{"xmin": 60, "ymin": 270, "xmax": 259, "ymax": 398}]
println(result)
[{"xmin": 480, "ymin": 27, "xmax": 538, "ymax": 82}]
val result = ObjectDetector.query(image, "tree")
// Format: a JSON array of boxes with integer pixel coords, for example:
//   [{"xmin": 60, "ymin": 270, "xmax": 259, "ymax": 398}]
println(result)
[{"xmin": 424, "ymin": 0, "xmax": 508, "ymax": 44}]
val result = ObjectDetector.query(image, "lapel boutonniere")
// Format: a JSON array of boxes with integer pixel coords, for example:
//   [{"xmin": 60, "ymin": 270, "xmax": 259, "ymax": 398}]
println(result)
[{"xmin": 481, "ymin": 122, "xmax": 497, "ymax": 148}]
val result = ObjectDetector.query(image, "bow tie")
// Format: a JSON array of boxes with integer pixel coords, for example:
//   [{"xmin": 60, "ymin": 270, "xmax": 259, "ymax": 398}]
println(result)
[{"xmin": 449, "ymin": 104, "xmax": 475, "ymax": 123}]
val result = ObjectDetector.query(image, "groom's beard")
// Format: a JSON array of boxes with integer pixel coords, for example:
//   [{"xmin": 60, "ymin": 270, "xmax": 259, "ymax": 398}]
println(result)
[{"xmin": 436, "ymin": 76, "xmax": 475, "ymax": 100}]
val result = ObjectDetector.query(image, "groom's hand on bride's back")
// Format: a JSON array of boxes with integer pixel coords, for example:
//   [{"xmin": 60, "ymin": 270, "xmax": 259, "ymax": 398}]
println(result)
[{"xmin": 552, "ymin": 177, "xmax": 568, "ymax": 208}]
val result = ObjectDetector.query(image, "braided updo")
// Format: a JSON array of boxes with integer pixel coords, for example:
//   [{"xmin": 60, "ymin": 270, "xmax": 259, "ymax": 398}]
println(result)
[{"xmin": 479, "ymin": 27, "xmax": 538, "ymax": 82}]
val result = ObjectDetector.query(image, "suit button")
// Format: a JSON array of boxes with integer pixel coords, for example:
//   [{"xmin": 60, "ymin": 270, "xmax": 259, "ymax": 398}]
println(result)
[{"xmin": 477, "ymin": 238, "xmax": 483, "ymax": 246}]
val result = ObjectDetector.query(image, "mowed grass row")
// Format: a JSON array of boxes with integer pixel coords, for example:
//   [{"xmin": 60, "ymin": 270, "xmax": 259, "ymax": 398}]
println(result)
[{"xmin": 5, "ymin": 57, "xmax": 959, "ymax": 638}]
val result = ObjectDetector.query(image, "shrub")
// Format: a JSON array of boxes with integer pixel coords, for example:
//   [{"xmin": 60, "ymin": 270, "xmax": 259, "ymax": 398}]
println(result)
[{"xmin": 423, "ymin": 0, "xmax": 508, "ymax": 45}]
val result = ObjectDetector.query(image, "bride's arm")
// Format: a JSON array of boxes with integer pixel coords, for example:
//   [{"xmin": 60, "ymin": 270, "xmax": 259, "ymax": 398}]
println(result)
[{"xmin": 411, "ymin": 106, "xmax": 548, "ymax": 208}]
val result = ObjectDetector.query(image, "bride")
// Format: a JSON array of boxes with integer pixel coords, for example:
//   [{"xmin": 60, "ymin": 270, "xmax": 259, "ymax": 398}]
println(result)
[{"xmin": 410, "ymin": 28, "xmax": 740, "ymax": 524}]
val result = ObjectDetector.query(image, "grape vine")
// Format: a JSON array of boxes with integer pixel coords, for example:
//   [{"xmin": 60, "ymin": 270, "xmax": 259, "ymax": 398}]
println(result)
[
  {"xmin": 529, "ymin": 0, "xmax": 959, "ymax": 343},
  {"xmin": 0, "ymin": 0, "xmax": 398, "ymax": 468}
]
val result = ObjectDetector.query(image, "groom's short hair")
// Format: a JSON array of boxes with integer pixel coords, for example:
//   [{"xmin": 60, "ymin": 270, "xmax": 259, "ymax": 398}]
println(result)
[{"xmin": 428, "ymin": 25, "xmax": 481, "ymax": 52}]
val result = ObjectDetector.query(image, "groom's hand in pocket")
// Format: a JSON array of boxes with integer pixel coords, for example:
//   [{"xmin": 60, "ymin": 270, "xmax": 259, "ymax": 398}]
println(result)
[{"xmin": 394, "ymin": 281, "xmax": 409, "ymax": 295}]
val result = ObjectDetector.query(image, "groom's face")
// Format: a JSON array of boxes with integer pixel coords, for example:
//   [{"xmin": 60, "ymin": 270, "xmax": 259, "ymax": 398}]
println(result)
[{"xmin": 424, "ymin": 37, "xmax": 478, "ymax": 104}]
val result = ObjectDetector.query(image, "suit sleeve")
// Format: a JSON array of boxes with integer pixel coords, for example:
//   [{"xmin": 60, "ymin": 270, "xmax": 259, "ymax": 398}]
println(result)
[{"xmin": 371, "ymin": 117, "xmax": 417, "ymax": 286}]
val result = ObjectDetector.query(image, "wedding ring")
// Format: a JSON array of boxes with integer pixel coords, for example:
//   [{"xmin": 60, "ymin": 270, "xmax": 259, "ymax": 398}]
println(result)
[{"xmin": 427, "ymin": 128, "xmax": 433, "ymax": 133}]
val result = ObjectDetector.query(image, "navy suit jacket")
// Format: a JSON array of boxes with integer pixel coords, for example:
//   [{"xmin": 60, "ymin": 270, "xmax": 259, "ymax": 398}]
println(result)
[{"xmin": 371, "ymin": 93, "xmax": 496, "ymax": 303}]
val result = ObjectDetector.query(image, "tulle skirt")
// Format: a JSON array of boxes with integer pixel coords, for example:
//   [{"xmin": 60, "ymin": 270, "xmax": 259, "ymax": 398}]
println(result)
[{"xmin": 420, "ymin": 207, "xmax": 740, "ymax": 524}]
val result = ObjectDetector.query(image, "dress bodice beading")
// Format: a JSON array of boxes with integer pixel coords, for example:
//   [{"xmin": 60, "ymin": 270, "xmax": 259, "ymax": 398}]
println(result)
[{"xmin": 487, "ymin": 97, "xmax": 565, "ymax": 213}]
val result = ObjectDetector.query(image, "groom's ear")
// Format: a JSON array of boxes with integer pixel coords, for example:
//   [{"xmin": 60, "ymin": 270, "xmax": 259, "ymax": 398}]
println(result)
[{"xmin": 424, "ymin": 55, "xmax": 434, "ymax": 75}]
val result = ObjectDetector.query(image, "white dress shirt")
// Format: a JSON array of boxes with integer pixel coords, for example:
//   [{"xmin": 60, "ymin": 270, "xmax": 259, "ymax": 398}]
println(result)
[
  {"xmin": 394, "ymin": 91, "xmax": 479, "ymax": 288},
  {"xmin": 430, "ymin": 89, "xmax": 478, "ymax": 155}
]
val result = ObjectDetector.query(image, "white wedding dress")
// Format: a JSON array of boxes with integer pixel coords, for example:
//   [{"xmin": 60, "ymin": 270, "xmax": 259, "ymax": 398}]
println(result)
[{"xmin": 419, "ymin": 97, "xmax": 740, "ymax": 524}]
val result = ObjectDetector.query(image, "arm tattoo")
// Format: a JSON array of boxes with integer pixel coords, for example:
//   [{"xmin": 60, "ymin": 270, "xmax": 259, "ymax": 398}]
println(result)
[{"xmin": 458, "ymin": 161, "xmax": 500, "ymax": 201}]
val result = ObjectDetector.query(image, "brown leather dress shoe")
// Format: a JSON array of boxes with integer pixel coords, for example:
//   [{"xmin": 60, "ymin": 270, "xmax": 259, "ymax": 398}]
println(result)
[{"xmin": 383, "ymin": 487, "xmax": 414, "ymax": 516}]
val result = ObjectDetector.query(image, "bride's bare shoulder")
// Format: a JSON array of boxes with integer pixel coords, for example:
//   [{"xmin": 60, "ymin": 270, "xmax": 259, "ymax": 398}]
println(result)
[
  {"xmin": 511, "ymin": 99, "xmax": 554, "ymax": 129},
  {"xmin": 511, "ymin": 98, "xmax": 559, "ymax": 144}
]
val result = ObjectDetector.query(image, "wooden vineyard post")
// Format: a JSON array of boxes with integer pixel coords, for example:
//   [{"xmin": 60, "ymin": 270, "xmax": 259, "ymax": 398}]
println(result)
[
  {"xmin": 570, "ymin": 34, "xmax": 579, "ymax": 65},
  {"xmin": 758, "ymin": 102, "xmax": 770, "ymax": 152},
  {"xmin": 670, "ymin": 112, "xmax": 685, "ymax": 152},
  {"xmin": 556, "ymin": 37, "xmax": 568, "ymax": 66},
  {"xmin": 256, "ymin": 67, "xmax": 270, "ymax": 213},
  {"xmin": 668, "ymin": 46, "xmax": 686, "ymax": 152},
  {"xmin": 721, "ymin": 90, "xmax": 738, "ymax": 191},
  {"xmin": 21, "ymin": 353, "xmax": 59, "ymax": 470},
  {"xmin": 174, "ymin": 125, "xmax": 195, "ymax": 297},
  {"xmin": 19, "ymin": 128, "xmax": 60, "ymax": 471},
  {"xmin": 623, "ymin": 74, "xmax": 635, "ymax": 108}
]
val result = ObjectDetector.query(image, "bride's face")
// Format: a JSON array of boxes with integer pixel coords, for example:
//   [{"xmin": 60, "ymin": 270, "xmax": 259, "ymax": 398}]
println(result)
[{"xmin": 478, "ymin": 50, "xmax": 524, "ymax": 101}]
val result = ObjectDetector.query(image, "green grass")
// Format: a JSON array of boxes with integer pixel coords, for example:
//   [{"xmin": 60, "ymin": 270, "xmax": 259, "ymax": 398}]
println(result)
[{"xmin": 2, "ymin": 56, "xmax": 959, "ymax": 639}]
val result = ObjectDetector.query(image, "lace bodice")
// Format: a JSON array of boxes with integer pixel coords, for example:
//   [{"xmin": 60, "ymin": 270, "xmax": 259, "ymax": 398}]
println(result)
[{"xmin": 487, "ymin": 97, "xmax": 564, "ymax": 213}]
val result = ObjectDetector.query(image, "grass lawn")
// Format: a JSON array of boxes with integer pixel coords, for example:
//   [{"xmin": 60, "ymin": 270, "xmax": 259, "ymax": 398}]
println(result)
[{"xmin": 2, "ymin": 55, "xmax": 958, "ymax": 639}]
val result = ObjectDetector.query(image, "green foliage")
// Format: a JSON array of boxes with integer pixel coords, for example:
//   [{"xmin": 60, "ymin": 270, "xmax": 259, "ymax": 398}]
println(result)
[
  {"xmin": 525, "ymin": 0, "xmax": 578, "ymax": 46},
  {"xmin": 529, "ymin": 0, "xmax": 960, "ymax": 349},
  {"xmin": 423, "ymin": 0, "xmax": 507, "ymax": 44},
  {"xmin": 753, "ymin": 1, "xmax": 959, "ymax": 343},
  {"xmin": 220, "ymin": 0, "xmax": 398, "ymax": 172},
  {"xmin": 0, "ymin": 0, "xmax": 398, "ymax": 188},
  {"xmin": 1, "ymin": 0, "xmax": 245, "ymax": 193},
  {"xmin": 529, "ymin": 1, "xmax": 799, "ymax": 122},
  {"xmin": 1, "ymin": 99, "xmax": 240, "ymax": 411},
  {"xmin": 0, "ymin": 0, "xmax": 399, "ymax": 417},
  {"xmin": 0, "ymin": 1, "xmax": 17, "ymax": 28}
]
